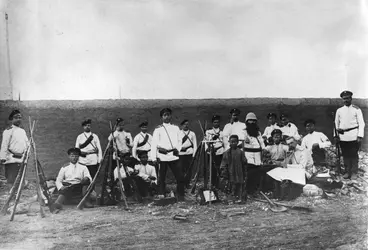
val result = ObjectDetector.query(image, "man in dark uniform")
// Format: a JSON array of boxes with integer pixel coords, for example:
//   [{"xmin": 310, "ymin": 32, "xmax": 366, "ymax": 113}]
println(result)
[{"xmin": 334, "ymin": 90, "xmax": 365, "ymax": 179}]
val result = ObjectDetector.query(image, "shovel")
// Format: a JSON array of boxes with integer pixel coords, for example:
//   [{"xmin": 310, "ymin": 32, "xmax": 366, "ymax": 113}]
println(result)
[{"xmin": 259, "ymin": 191, "xmax": 287, "ymax": 213}]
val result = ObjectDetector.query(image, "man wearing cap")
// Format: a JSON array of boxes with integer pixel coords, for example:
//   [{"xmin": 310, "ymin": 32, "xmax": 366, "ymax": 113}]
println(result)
[
  {"xmin": 205, "ymin": 115, "xmax": 224, "ymax": 188},
  {"xmin": 262, "ymin": 113, "xmax": 280, "ymax": 145},
  {"xmin": 75, "ymin": 119, "xmax": 103, "ymax": 179},
  {"xmin": 223, "ymin": 108, "xmax": 246, "ymax": 150},
  {"xmin": 151, "ymin": 108, "xmax": 185, "ymax": 201},
  {"xmin": 178, "ymin": 119, "xmax": 197, "ymax": 188},
  {"xmin": 132, "ymin": 121, "xmax": 152, "ymax": 161},
  {"xmin": 279, "ymin": 114, "xmax": 301, "ymax": 142},
  {"xmin": 108, "ymin": 118, "xmax": 133, "ymax": 160},
  {"xmin": 301, "ymin": 119, "xmax": 331, "ymax": 166},
  {"xmin": 0, "ymin": 110, "xmax": 29, "ymax": 184},
  {"xmin": 52, "ymin": 148, "xmax": 93, "ymax": 211},
  {"xmin": 335, "ymin": 90, "xmax": 365, "ymax": 179}
]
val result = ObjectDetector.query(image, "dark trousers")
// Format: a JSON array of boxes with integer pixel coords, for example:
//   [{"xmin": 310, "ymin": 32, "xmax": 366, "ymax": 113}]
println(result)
[
  {"xmin": 210, "ymin": 154, "xmax": 222, "ymax": 189},
  {"xmin": 135, "ymin": 177, "xmax": 157, "ymax": 197},
  {"xmin": 179, "ymin": 155, "xmax": 193, "ymax": 185},
  {"xmin": 86, "ymin": 164, "xmax": 99, "ymax": 179},
  {"xmin": 247, "ymin": 164, "xmax": 275, "ymax": 194},
  {"xmin": 4, "ymin": 163, "xmax": 21, "ymax": 184},
  {"xmin": 340, "ymin": 141, "xmax": 359, "ymax": 176},
  {"xmin": 59, "ymin": 183, "xmax": 88, "ymax": 204},
  {"xmin": 312, "ymin": 148, "xmax": 326, "ymax": 166},
  {"xmin": 159, "ymin": 160, "xmax": 185, "ymax": 197}
]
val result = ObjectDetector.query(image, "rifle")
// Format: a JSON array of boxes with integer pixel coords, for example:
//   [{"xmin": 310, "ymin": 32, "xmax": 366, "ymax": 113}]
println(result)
[{"xmin": 332, "ymin": 112, "xmax": 342, "ymax": 174}]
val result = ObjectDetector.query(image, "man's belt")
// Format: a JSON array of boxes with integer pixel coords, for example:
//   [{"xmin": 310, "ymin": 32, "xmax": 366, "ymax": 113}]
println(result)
[
  {"xmin": 243, "ymin": 147, "xmax": 262, "ymax": 153},
  {"xmin": 158, "ymin": 147, "xmax": 179, "ymax": 156},
  {"xmin": 80, "ymin": 151, "xmax": 98, "ymax": 158},
  {"xmin": 8, "ymin": 149, "xmax": 23, "ymax": 159},
  {"xmin": 136, "ymin": 149, "xmax": 151, "ymax": 154},
  {"xmin": 338, "ymin": 126, "xmax": 359, "ymax": 134}
]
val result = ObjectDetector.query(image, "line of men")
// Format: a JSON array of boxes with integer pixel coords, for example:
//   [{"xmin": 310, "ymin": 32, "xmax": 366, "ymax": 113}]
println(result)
[{"xmin": 0, "ymin": 90, "xmax": 365, "ymax": 207}]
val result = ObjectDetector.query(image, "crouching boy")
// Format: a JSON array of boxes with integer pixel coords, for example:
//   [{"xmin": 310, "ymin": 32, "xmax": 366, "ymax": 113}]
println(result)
[
  {"xmin": 219, "ymin": 135, "xmax": 247, "ymax": 203},
  {"xmin": 52, "ymin": 148, "xmax": 93, "ymax": 211},
  {"xmin": 134, "ymin": 152, "xmax": 157, "ymax": 197}
]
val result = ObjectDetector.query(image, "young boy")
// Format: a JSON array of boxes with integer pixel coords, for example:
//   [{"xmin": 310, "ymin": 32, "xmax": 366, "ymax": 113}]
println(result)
[
  {"xmin": 108, "ymin": 118, "xmax": 133, "ymax": 159},
  {"xmin": 219, "ymin": 135, "xmax": 247, "ymax": 203},
  {"xmin": 301, "ymin": 119, "xmax": 331, "ymax": 166},
  {"xmin": 134, "ymin": 152, "xmax": 157, "ymax": 197},
  {"xmin": 132, "ymin": 121, "xmax": 152, "ymax": 161},
  {"xmin": 263, "ymin": 129, "xmax": 289, "ymax": 166},
  {"xmin": 178, "ymin": 119, "xmax": 197, "ymax": 188},
  {"xmin": 53, "ymin": 148, "xmax": 93, "ymax": 211},
  {"xmin": 113, "ymin": 152, "xmax": 137, "ymax": 198},
  {"xmin": 205, "ymin": 115, "xmax": 224, "ymax": 188},
  {"xmin": 75, "ymin": 119, "xmax": 103, "ymax": 179},
  {"xmin": 262, "ymin": 113, "xmax": 280, "ymax": 145},
  {"xmin": 0, "ymin": 110, "xmax": 29, "ymax": 184}
]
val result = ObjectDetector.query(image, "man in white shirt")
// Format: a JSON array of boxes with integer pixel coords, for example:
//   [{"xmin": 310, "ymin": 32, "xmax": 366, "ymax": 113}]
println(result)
[
  {"xmin": 262, "ymin": 113, "xmax": 281, "ymax": 145},
  {"xmin": 108, "ymin": 118, "xmax": 133, "ymax": 159},
  {"xmin": 151, "ymin": 108, "xmax": 184, "ymax": 201},
  {"xmin": 134, "ymin": 152, "xmax": 157, "ymax": 197},
  {"xmin": 335, "ymin": 90, "xmax": 365, "ymax": 179},
  {"xmin": 286, "ymin": 138, "xmax": 315, "ymax": 179},
  {"xmin": 178, "ymin": 119, "xmax": 197, "ymax": 188},
  {"xmin": 205, "ymin": 115, "xmax": 224, "ymax": 188},
  {"xmin": 223, "ymin": 108, "xmax": 246, "ymax": 149},
  {"xmin": 132, "ymin": 121, "xmax": 152, "ymax": 161},
  {"xmin": 279, "ymin": 114, "xmax": 301, "ymax": 142},
  {"xmin": 0, "ymin": 110, "xmax": 29, "ymax": 184},
  {"xmin": 301, "ymin": 119, "xmax": 331, "ymax": 166},
  {"xmin": 75, "ymin": 119, "xmax": 103, "ymax": 179},
  {"xmin": 52, "ymin": 148, "xmax": 93, "ymax": 211}
]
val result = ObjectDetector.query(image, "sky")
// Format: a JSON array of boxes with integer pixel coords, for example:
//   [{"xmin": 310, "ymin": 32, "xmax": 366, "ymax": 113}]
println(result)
[{"xmin": 0, "ymin": 0, "xmax": 367, "ymax": 100}]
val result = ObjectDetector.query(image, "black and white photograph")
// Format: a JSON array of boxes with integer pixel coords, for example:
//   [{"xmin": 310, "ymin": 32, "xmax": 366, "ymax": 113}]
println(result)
[{"xmin": 0, "ymin": 0, "xmax": 367, "ymax": 249}]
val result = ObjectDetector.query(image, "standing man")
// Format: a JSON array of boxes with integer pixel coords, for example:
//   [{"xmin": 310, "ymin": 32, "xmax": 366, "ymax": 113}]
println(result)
[
  {"xmin": 178, "ymin": 119, "xmax": 197, "ymax": 188},
  {"xmin": 108, "ymin": 118, "xmax": 133, "ymax": 160},
  {"xmin": 132, "ymin": 121, "xmax": 152, "ymax": 161},
  {"xmin": 0, "ymin": 110, "xmax": 29, "ymax": 184},
  {"xmin": 262, "ymin": 113, "xmax": 280, "ymax": 145},
  {"xmin": 223, "ymin": 108, "xmax": 246, "ymax": 149},
  {"xmin": 150, "ymin": 108, "xmax": 184, "ymax": 201},
  {"xmin": 335, "ymin": 91, "xmax": 365, "ymax": 179},
  {"xmin": 75, "ymin": 119, "xmax": 103, "ymax": 179}
]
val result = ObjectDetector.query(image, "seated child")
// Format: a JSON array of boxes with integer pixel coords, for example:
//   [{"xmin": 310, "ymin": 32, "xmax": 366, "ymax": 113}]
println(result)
[
  {"xmin": 263, "ymin": 129, "xmax": 289, "ymax": 166},
  {"xmin": 113, "ymin": 152, "xmax": 139, "ymax": 199},
  {"xmin": 134, "ymin": 151, "xmax": 157, "ymax": 197},
  {"xmin": 219, "ymin": 135, "xmax": 247, "ymax": 203},
  {"xmin": 52, "ymin": 148, "xmax": 93, "ymax": 211}
]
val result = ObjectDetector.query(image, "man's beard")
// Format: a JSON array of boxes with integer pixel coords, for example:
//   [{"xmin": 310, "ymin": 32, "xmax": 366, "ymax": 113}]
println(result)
[{"xmin": 246, "ymin": 122, "xmax": 259, "ymax": 137}]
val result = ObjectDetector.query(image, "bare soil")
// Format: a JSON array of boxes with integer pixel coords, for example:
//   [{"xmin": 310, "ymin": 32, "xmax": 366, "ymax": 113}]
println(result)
[{"xmin": 0, "ymin": 185, "xmax": 367, "ymax": 250}]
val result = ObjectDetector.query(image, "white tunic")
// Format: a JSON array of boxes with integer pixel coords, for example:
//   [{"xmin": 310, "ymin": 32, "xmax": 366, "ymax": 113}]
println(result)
[
  {"xmin": 223, "ymin": 121, "xmax": 246, "ymax": 149},
  {"xmin": 280, "ymin": 122, "xmax": 301, "ymax": 140},
  {"xmin": 55, "ymin": 163, "xmax": 92, "ymax": 190},
  {"xmin": 205, "ymin": 128, "xmax": 224, "ymax": 155},
  {"xmin": 108, "ymin": 130, "xmax": 133, "ymax": 154},
  {"xmin": 132, "ymin": 132, "xmax": 152, "ymax": 160},
  {"xmin": 243, "ymin": 131, "xmax": 265, "ymax": 166},
  {"xmin": 151, "ymin": 123, "xmax": 182, "ymax": 162},
  {"xmin": 335, "ymin": 105, "xmax": 365, "ymax": 141},
  {"xmin": 262, "ymin": 124, "xmax": 281, "ymax": 139},
  {"xmin": 301, "ymin": 131, "xmax": 331, "ymax": 152},
  {"xmin": 135, "ymin": 163, "xmax": 157, "ymax": 184},
  {"xmin": 75, "ymin": 132, "xmax": 103, "ymax": 165},
  {"xmin": 179, "ymin": 130, "xmax": 197, "ymax": 156},
  {"xmin": 0, "ymin": 125, "xmax": 29, "ymax": 164},
  {"xmin": 113, "ymin": 165, "xmax": 134, "ymax": 180}
]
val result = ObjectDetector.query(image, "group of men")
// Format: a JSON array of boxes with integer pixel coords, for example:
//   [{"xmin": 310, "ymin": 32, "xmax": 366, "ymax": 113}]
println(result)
[{"xmin": 0, "ymin": 90, "xmax": 365, "ymax": 208}]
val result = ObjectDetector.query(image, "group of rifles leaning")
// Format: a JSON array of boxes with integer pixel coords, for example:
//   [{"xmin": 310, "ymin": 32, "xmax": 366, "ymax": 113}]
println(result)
[{"xmin": 0, "ymin": 90, "xmax": 365, "ymax": 210}]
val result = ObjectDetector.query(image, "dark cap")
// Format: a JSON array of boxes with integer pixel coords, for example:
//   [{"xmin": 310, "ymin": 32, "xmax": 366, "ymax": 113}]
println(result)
[
  {"xmin": 304, "ymin": 119, "xmax": 316, "ymax": 127},
  {"xmin": 9, "ymin": 110, "xmax": 21, "ymax": 120},
  {"xmin": 138, "ymin": 151, "xmax": 148, "ymax": 158},
  {"xmin": 267, "ymin": 113, "xmax": 277, "ymax": 119},
  {"xmin": 160, "ymin": 108, "xmax": 172, "ymax": 117},
  {"xmin": 340, "ymin": 90, "xmax": 353, "ymax": 98},
  {"xmin": 81, "ymin": 119, "xmax": 92, "ymax": 126},
  {"xmin": 67, "ymin": 147, "xmax": 81, "ymax": 155},
  {"xmin": 271, "ymin": 129, "xmax": 282, "ymax": 137},
  {"xmin": 212, "ymin": 115, "xmax": 221, "ymax": 122},
  {"xmin": 116, "ymin": 118, "xmax": 124, "ymax": 124},
  {"xmin": 230, "ymin": 108, "xmax": 240, "ymax": 115},
  {"xmin": 280, "ymin": 114, "xmax": 288, "ymax": 120},
  {"xmin": 180, "ymin": 119, "xmax": 189, "ymax": 125},
  {"xmin": 139, "ymin": 121, "xmax": 148, "ymax": 127}
]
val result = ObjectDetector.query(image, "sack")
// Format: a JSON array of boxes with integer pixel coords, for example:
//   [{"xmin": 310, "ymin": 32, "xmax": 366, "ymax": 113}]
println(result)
[{"xmin": 303, "ymin": 184, "xmax": 323, "ymax": 197}]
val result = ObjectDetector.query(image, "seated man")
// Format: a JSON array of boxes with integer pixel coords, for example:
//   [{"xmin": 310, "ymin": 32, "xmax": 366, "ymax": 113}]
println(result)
[
  {"xmin": 113, "ymin": 152, "xmax": 137, "ymax": 199},
  {"xmin": 52, "ymin": 148, "xmax": 93, "ymax": 211},
  {"xmin": 301, "ymin": 119, "xmax": 331, "ymax": 166},
  {"xmin": 134, "ymin": 151, "xmax": 157, "ymax": 198},
  {"xmin": 286, "ymin": 138, "xmax": 315, "ymax": 179},
  {"xmin": 263, "ymin": 129, "xmax": 289, "ymax": 166}
]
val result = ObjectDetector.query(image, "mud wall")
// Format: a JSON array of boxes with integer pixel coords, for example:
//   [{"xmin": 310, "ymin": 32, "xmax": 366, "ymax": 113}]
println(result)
[{"xmin": 0, "ymin": 98, "xmax": 367, "ymax": 180}]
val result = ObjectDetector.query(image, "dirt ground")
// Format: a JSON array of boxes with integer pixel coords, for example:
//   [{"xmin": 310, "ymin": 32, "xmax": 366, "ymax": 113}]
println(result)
[{"xmin": 0, "ymin": 184, "xmax": 367, "ymax": 250}]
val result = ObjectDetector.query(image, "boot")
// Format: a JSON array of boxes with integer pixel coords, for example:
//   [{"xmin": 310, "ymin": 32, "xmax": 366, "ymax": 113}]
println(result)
[{"xmin": 51, "ymin": 194, "xmax": 65, "ymax": 211}]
